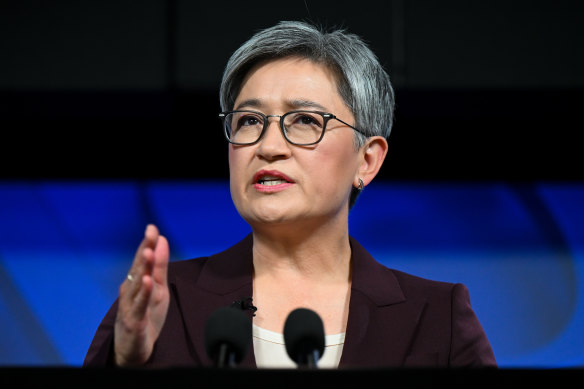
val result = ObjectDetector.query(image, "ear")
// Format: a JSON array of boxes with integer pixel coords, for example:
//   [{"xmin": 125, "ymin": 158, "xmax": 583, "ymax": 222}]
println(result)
[{"xmin": 354, "ymin": 136, "xmax": 388, "ymax": 188}]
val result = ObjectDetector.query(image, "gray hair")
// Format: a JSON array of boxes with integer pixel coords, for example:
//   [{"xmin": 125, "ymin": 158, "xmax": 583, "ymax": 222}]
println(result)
[{"xmin": 219, "ymin": 21, "xmax": 395, "ymax": 147}]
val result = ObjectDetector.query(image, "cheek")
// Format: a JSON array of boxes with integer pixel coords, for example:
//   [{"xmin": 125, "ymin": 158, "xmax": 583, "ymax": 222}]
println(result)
[
  {"xmin": 228, "ymin": 148, "xmax": 246, "ymax": 199},
  {"xmin": 228, "ymin": 147, "xmax": 246, "ymax": 178},
  {"xmin": 309, "ymin": 144, "xmax": 359, "ymax": 194},
  {"xmin": 227, "ymin": 148, "xmax": 236, "ymax": 174}
]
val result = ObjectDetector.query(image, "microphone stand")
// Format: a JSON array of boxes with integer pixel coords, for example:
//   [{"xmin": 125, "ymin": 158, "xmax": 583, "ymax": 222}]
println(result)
[
  {"xmin": 297, "ymin": 350, "xmax": 320, "ymax": 369},
  {"xmin": 215, "ymin": 344, "xmax": 237, "ymax": 368}
]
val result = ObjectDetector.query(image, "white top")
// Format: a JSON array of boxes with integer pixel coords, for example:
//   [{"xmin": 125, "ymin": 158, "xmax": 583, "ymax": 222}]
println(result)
[{"xmin": 252, "ymin": 324, "xmax": 345, "ymax": 369}]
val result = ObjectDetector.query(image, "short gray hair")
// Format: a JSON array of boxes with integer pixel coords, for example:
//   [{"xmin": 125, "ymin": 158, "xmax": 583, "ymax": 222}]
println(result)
[{"xmin": 219, "ymin": 21, "xmax": 395, "ymax": 147}]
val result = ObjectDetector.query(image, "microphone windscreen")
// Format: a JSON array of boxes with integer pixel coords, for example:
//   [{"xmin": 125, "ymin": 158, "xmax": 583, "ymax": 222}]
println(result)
[
  {"xmin": 283, "ymin": 308, "xmax": 325, "ymax": 364},
  {"xmin": 204, "ymin": 306, "xmax": 252, "ymax": 364}
]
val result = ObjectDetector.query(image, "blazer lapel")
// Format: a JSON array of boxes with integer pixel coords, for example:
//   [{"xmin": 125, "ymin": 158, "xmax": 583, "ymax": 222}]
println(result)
[
  {"xmin": 169, "ymin": 235, "xmax": 427, "ymax": 368},
  {"xmin": 339, "ymin": 238, "xmax": 427, "ymax": 367},
  {"xmin": 171, "ymin": 235, "xmax": 257, "ymax": 368}
]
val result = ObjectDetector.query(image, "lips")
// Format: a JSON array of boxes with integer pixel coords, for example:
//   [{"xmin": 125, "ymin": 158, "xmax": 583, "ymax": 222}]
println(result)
[{"xmin": 252, "ymin": 169, "xmax": 295, "ymax": 191}]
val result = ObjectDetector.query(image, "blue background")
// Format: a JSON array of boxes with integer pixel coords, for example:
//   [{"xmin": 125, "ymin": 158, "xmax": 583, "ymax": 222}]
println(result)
[{"xmin": 0, "ymin": 179, "xmax": 582, "ymax": 367}]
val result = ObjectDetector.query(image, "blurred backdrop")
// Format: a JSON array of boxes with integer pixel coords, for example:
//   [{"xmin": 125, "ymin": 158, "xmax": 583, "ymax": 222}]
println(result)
[{"xmin": 0, "ymin": 0, "xmax": 583, "ymax": 367}]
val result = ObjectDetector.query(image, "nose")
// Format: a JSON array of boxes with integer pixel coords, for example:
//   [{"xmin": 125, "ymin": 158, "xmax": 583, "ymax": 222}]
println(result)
[{"xmin": 255, "ymin": 116, "xmax": 291, "ymax": 160}]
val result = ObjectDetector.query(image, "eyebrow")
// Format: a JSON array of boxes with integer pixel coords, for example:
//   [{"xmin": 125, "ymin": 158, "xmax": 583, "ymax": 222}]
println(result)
[
  {"xmin": 234, "ymin": 98, "xmax": 329, "ymax": 112},
  {"xmin": 234, "ymin": 98, "xmax": 263, "ymax": 110},
  {"xmin": 288, "ymin": 99, "xmax": 328, "ymax": 111}
]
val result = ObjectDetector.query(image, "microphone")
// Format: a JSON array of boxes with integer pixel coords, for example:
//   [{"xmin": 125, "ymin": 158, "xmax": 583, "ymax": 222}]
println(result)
[
  {"xmin": 231, "ymin": 296, "xmax": 257, "ymax": 316},
  {"xmin": 283, "ymin": 308, "xmax": 325, "ymax": 368},
  {"xmin": 204, "ymin": 306, "xmax": 252, "ymax": 368}
]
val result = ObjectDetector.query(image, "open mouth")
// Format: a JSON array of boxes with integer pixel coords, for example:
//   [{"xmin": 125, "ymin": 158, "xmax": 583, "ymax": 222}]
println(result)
[
  {"xmin": 253, "ymin": 170, "xmax": 294, "ymax": 188},
  {"xmin": 257, "ymin": 175, "xmax": 290, "ymax": 186}
]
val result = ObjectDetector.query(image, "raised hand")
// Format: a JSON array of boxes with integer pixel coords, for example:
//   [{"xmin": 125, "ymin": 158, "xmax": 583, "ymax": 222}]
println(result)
[{"xmin": 114, "ymin": 224, "xmax": 170, "ymax": 366}]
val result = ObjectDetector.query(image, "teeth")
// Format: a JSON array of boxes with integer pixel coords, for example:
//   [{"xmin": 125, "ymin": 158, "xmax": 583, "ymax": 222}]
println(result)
[
  {"xmin": 259, "ymin": 179, "xmax": 287, "ymax": 186},
  {"xmin": 256, "ymin": 174, "xmax": 291, "ymax": 186}
]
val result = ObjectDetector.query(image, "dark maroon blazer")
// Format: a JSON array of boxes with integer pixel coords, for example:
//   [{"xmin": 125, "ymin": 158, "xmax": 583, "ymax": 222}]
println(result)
[{"xmin": 83, "ymin": 235, "xmax": 496, "ymax": 368}]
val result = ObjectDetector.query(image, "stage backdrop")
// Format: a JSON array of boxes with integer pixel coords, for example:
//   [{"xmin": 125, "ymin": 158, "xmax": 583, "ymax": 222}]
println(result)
[{"xmin": 0, "ymin": 179, "xmax": 583, "ymax": 367}]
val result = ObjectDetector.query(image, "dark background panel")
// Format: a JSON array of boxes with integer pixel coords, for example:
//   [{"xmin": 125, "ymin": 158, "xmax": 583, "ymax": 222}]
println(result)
[
  {"xmin": 405, "ymin": 1, "xmax": 584, "ymax": 88},
  {"xmin": 0, "ymin": 0, "xmax": 582, "ymax": 180}
]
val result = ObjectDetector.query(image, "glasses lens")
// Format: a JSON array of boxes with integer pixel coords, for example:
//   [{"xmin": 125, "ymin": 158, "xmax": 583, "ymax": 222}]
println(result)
[
  {"xmin": 283, "ymin": 111, "xmax": 325, "ymax": 145},
  {"xmin": 225, "ymin": 111, "xmax": 264, "ymax": 144}
]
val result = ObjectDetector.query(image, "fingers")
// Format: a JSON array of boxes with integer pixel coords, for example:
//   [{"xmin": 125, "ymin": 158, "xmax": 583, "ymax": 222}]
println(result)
[
  {"xmin": 129, "ymin": 274, "xmax": 154, "ymax": 321},
  {"xmin": 127, "ymin": 224, "xmax": 159, "ymax": 280},
  {"xmin": 123, "ymin": 223, "xmax": 170, "ymax": 306},
  {"xmin": 126, "ymin": 247, "xmax": 155, "ymax": 304},
  {"xmin": 114, "ymin": 224, "xmax": 171, "ymax": 366},
  {"xmin": 151, "ymin": 234, "xmax": 169, "ymax": 285},
  {"xmin": 121, "ymin": 224, "xmax": 166, "ymax": 304},
  {"xmin": 136, "ymin": 224, "xmax": 159, "ymax": 261},
  {"xmin": 144, "ymin": 223, "xmax": 159, "ymax": 247}
]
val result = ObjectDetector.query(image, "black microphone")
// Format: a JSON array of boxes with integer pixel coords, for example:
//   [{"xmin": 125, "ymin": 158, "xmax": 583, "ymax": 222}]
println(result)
[
  {"xmin": 204, "ymin": 306, "xmax": 252, "ymax": 368},
  {"xmin": 283, "ymin": 308, "xmax": 325, "ymax": 368}
]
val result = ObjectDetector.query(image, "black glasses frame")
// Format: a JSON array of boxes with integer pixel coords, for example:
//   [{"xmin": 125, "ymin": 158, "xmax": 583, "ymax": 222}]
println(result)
[{"xmin": 218, "ymin": 110, "xmax": 367, "ymax": 146}]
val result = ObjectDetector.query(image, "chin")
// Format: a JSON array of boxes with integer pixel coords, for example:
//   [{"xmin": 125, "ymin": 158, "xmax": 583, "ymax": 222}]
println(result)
[{"xmin": 245, "ymin": 207, "xmax": 296, "ymax": 226}]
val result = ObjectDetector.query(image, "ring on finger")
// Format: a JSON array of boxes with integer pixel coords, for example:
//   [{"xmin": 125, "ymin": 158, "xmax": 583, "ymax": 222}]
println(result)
[{"xmin": 127, "ymin": 273, "xmax": 135, "ymax": 282}]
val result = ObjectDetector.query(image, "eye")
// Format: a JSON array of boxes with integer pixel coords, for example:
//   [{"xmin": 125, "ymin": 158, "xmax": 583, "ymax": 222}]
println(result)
[
  {"xmin": 238, "ymin": 115, "xmax": 262, "ymax": 127},
  {"xmin": 229, "ymin": 112, "xmax": 265, "ymax": 133},
  {"xmin": 287, "ymin": 112, "xmax": 323, "ymax": 128},
  {"xmin": 298, "ymin": 115, "xmax": 319, "ymax": 125}
]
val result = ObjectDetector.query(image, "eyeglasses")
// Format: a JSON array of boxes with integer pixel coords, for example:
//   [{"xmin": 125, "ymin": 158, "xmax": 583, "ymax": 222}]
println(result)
[{"xmin": 218, "ymin": 110, "xmax": 366, "ymax": 146}]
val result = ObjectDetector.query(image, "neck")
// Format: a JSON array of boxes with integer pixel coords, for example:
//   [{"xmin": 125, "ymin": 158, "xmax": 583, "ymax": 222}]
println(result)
[
  {"xmin": 250, "ymin": 213, "xmax": 353, "ymax": 335},
  {"xmin": 251, "ymin": 215, "xmax": 352, "ymax": 283}
]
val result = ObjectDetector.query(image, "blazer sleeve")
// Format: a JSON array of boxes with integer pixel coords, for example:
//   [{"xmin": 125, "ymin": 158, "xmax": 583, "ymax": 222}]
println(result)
[{"xmin": 449, "ymin": 283, "xmax": 497, "ymax": 367}]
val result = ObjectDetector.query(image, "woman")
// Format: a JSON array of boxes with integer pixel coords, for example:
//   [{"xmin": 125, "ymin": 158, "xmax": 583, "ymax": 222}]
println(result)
[{"xmin": 84, "ymin": 21, "xmax": 496, "ymax": 368}]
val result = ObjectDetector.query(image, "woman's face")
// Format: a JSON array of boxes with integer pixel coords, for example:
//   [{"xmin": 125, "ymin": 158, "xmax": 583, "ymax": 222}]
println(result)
[{"xmin": 228, "ymin": 57, "xmax": 362, "ymax": 229}]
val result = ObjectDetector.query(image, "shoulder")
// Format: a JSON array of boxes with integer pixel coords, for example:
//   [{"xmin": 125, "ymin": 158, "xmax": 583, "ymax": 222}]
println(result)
[
  {"xmin": 167, "ymin": 257, "xmax": 209, "ymax": 282},
  {"xmin": 389, "ymin": 268, "xmax": 496, "ymax": 366},
  {"xmin": 168, "ymin": 256, "xmax": 210, "ymax": 274},
  {"xmin": 166, "ymin": 234, "xmax": 254, "ymax": 292},
  {"xmin": 349, "ymin": 236, "xmax": 461, "ymax": 304},
  {"xmin": 390, "ymin": 269, "xmax": 477, "ymax": 318},
  {"xmin": 389, "ymin": 268, "xmax": 462, "ymax": 300},
  {"xmin": 168, "ymin": 234, "xmax": 254, "ymax": 273}
]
